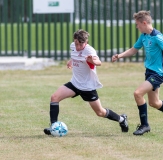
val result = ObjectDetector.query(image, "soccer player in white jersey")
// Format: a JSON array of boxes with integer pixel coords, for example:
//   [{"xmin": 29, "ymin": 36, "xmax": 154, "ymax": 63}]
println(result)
[{"xmin": 44, "ymin": 29, "xmax": 128, "ymax": 135}]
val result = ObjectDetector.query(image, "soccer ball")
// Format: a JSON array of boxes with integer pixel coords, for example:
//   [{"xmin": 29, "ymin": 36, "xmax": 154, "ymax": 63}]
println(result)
[{"xmin": 50, "ymin": 121, "xmax": 68, "ymax": 137}]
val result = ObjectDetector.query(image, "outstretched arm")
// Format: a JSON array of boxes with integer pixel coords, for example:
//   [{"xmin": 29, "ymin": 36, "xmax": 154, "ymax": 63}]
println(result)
[{"xmin": 112, "ymin": 47, "xmax": 138, "ymax": 62}]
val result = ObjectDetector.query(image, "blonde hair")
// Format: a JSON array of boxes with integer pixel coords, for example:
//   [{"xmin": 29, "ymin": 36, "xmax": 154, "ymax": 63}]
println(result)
[{"xmin": 133, "ymin": 10, "xmax": 152, "ymax": 24}]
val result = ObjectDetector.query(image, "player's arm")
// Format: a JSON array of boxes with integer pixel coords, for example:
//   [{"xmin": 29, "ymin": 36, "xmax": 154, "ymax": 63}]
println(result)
[
  {"xmin": 67, "ymin": 59, "xmax": 72, "ymax": 69},
  {"xmin": 86, "ymin": 55, "xmax": 101, "ymax": 66},
  {"xmin": 112, "ymin": 47, "xmax": 138, "ymax": 62},
  {"xmin": 156, "ymin": 34, "xmax": 163, "ymax": 50}
]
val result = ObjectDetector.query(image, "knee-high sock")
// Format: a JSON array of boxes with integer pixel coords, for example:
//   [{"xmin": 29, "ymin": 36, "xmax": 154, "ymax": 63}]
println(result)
[
  {"xmin": 138, "ymin": 103, "xmax": 148, "ymax": 126},
  {"xmin": 50, "ymin": 102, "xmax": 59, "ymax": 124},
  {"xmin": 158, "ymin": 101, "xmax": 163, "ymax": 112},
  {"xmin": 105, "ymin": 108, "xmax": 120, "ymax": 122}
]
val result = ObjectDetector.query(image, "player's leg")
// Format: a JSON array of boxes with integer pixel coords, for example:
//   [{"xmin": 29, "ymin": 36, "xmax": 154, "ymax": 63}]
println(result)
[
  {"xmin": 89, "ymin": 99, "xmax": 128, "ymax": 132},
  {"xmin": 89, "ymin": 99, "xmax": 106, "ymax": 117},
  {"xmin": 80, "ymin": 90, "xmax": 122, "ymax": 121},
  {"xmin": 148, "ymin": 88, "xmax": 162, "ymax": 109},
  {"xmin": 44, "ymin": 84, "xmax": 76, "ymax": 135},
  {"xmin": 133, "ymin": 81, "xmax": 152, "ymax": 135},
  {"xmin": 134, "ymin": 81, "xmax": 153, "ymax": 105},
  {"xmin": 50, "ymin": 85, "xmax": 76, "ymax": 123}
]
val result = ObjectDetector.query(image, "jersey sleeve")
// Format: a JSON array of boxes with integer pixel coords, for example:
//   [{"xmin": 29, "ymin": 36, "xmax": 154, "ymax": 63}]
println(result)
[
  {"xmin": 70, "ymin": 42, "xmax": 75, "ymax": 51},
  {"xmin": 156, "ymin": 34, "xmax": 163, "ymax": 50},
  {"xmin": 85, "ymin": 45, "xmax": 98, "ymax": 57},
  {"xmin": 133, "ymin": 34, "xmax": 144, "ymax": 49}
]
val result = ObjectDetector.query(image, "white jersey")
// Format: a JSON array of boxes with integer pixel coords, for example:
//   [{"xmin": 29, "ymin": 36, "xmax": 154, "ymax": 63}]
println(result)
[{"xmin": 70, "ymin": 42, "xmax": 103, "ymax": 91}]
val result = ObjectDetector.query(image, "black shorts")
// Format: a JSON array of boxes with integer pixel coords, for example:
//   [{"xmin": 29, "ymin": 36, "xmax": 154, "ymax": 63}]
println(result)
[
  {"xmin": 145, "ymin": 68, "xmax": 163, "ymax": 91},
  {"xmin": 64, "ymin": 82, "xmax": 99, "ymax": 101}
]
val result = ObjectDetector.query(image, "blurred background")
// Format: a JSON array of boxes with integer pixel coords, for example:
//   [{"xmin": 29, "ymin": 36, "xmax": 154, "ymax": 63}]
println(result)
[{"xmin": 0, "ymin": 0, "xmax": 163, "ymax": 62}]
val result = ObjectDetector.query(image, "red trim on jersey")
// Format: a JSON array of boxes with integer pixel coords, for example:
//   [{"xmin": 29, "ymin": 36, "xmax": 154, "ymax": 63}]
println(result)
[{"xmin": 86, "ymin": 61, "xmax": 95, "ymax": 69}]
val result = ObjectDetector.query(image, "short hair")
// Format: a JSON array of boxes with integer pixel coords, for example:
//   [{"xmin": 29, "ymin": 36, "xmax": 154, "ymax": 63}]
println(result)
[
  {"xmin": 73, "ymin": 29, "xmax": 90, "ymax": 43},
  {"xmin": 133, "ymin": 10, "xmax": 152, "ymax": 24}
]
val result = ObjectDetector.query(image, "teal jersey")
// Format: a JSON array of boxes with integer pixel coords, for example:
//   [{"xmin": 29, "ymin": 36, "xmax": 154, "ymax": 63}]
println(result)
[{"xmin": 134, "ymin": 28, "xmax": 163, "ymax": 75}]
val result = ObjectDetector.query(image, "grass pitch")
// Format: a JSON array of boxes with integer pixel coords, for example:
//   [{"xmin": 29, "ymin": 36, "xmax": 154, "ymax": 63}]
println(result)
[{"xmin": 0, "ymin": 62, "xmax": 163, "ymax": 160}]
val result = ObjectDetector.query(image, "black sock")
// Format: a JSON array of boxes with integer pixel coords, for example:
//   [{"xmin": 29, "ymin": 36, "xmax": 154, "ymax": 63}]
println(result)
[
  {"xmin": 138, "ymin": 103, "xmax": 148, "ymax": 126},
  {"xmin": 158, "ymin": 101, "xmax": 163, "ymax": 112},
  {"xmin": 105, "ymin": 109, "xmax": 120, "ymax": 122},
  {"xmin": 50, "ymin": 102, "xmax": 59, "ymax": 124}
]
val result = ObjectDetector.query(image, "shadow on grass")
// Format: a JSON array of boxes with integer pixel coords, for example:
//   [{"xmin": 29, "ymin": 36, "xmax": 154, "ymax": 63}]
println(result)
[
  {"xmin": 47, "ymin": 131, "xmax": 132, "ymax": 138},
  {"xmin": 0, "ymin": 131, "xmax": 132, "ymax": 140},
  {"xmin": 0, "ymin": 134, "xmax": 46, "ymax": 140}
]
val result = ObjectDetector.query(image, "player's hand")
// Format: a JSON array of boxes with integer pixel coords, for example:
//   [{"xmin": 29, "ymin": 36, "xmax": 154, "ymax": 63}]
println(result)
[
  {"xmin": 67, "ymin": 59, "xmax": 72, "ymax": 69},
  {"xmin": 86, "ymin": 55, "xmax": 95, "ymax": 63},
  {"xmin": 112, "ymin": 54, "xmax": 119, "ymax": 62},
  {"xmin": 86, "ymin": 55, "xmax": 101, "ymax": 66}
]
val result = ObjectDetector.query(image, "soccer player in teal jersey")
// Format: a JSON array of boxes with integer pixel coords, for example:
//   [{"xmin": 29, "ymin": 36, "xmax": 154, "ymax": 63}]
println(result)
[{"xmin": 112, "ymin": 10, "xmax": 163, "ymax": 135}]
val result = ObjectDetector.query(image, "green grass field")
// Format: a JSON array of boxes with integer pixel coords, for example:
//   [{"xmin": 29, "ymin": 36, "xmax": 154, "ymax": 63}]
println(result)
[{"xmin": 0, "ymin": 62, "xmax": 163, "ymax": 160}]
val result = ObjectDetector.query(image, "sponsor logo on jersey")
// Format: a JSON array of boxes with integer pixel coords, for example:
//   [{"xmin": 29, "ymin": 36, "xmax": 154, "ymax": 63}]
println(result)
[{"xmin": 78, "ymin": 52, "xmax": 82, "ymax": 57}]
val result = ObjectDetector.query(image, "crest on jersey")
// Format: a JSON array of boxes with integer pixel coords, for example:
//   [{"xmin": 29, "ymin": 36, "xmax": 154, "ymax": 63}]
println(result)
[{"xmin": 78, "ymin": 52, "xmax": 82, "ymax": 57}]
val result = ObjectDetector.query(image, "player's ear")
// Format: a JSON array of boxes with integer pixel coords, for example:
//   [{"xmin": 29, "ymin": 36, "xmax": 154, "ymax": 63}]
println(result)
[{"xmin": 143, "ymin": 21, "xmax": 147, "ymax": 25}]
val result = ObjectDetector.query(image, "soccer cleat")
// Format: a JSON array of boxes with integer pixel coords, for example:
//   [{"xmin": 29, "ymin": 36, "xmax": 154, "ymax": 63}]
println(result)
[
  {"xmin": 133, "ymin": 124, "xmax": 150, "ymax": 135},
  {"xmin": 119, "ymin": 114, "xmax": 129, "ymax": 132},
  {"xmin": 44, "ymin": 127, "xmax": 51, "ymax": 135}
]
